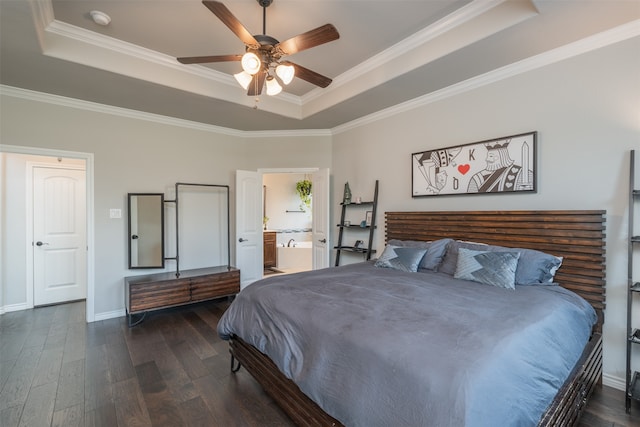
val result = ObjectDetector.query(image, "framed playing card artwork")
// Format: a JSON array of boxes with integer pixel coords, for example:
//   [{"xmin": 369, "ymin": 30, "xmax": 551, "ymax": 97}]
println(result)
[{"xmin": 411, "ymin": 131, "xmax": 537, "ymax": 197}]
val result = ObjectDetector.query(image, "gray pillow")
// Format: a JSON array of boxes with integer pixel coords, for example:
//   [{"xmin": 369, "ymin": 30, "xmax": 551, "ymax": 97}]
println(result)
[
  {"xmin": 454, "ymin": 248, "xmax": 520, "ymax": 290},
  {"xmin": 516, "ymin": 252, "xmax": 563, "ymax": 285},
  {"xmin": 420, "ymin": 238, "xmax": 453, "ymax": 271},
  {"xmin": 374, "ymin": 245, "xmax": 428, "ymax": 273},
  {"xmin": 386, "ymin": 238, "xmax": 453, "ymax": 271},
  {"xmin": 438, "ymin": 240, "xmax": 488, "ymax": 275},
  {"xmin": 438, "ymin": 240, "xmax": 563, "ymax": 285}
]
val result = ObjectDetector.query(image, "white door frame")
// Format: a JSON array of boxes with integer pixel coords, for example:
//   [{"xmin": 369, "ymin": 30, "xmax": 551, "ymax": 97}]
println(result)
[
  {"xmin": 259, "ymin": 167, "xmax": 329, "ymax": 268},
  {"xmin": 1, "ymin": 144, "xmax": 95, "ymax": 322}
]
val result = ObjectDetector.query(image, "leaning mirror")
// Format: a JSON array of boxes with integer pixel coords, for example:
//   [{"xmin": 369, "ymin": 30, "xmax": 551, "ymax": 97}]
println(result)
[{"xmin": 128, "ymin": 193, "xmax": 165, "ymax": 269}]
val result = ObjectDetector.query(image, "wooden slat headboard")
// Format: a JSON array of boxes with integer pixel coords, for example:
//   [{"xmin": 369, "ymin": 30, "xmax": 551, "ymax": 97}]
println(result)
[{"xmin": 385, "ymin": 210, "xmax": 606, "ymax": 328}]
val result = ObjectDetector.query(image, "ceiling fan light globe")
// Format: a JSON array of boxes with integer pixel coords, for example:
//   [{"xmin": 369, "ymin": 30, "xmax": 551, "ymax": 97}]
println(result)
[
  {"xmin": 275, "ymin": 64, "xmax": 295, "ymax": 85},
  {"xmin": 265, "ymin": 76, "xmax": 282, "ymax": 96},
  {"xmin": 241, "ymin": 52, "xmax": 261, "ymax": 75},
  {"xmin": 234, "ymin": 71, "xmax": 253, "ymax": 90}
]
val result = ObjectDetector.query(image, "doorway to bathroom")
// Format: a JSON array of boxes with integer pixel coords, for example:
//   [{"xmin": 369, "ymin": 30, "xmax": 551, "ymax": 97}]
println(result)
[
  {"xmin": 263, "ymin": 172, "xmax": 314, "ymax": 275},
  {"xmin": 235, "ymin": 168, "xmax": 329, "ymax": 289}
]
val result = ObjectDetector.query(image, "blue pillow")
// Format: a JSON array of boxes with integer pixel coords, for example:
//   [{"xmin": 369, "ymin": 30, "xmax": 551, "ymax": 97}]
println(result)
[
  {"xmin": 454, "ymin": 248, "xmax": 520, "ymax": 290},
  {"xmin": 386, "ymin": 238, "xmax": 453, "ymax": 271},
  {"xmin": 438, "ymin": 240, "xmax": 562, "ymax": 285},
  {"xmin": 420, "ymin": 238, "xmax": 452, "ymax": 270},
  {"xmin": 374, "ymin": 245, "xmax": 428, "ymax": 273}
]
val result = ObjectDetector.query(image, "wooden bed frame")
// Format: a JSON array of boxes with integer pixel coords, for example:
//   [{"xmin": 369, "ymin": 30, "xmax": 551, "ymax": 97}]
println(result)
[{"xmin": 229, "ymin": 210, "xmax": 606, "ymax": 427}]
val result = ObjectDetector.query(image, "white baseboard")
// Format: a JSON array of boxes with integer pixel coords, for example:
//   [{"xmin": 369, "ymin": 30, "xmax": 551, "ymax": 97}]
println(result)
[
  {"xmin": 602, "ymin": 372, "xmax": 626, "ymax": 391},
  {"xmin": 93, "ymin": 308, "xmax": 126, "ymax": 322},
  {"xmin": 0, "ymin": 302, "xmax": 29, "ymax": 315}
]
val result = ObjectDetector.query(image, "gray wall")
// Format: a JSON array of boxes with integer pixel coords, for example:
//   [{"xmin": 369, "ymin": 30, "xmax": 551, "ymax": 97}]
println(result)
[
  {"xmin": 0, "ymin": 97, "xmax": 331, "ymax": 319},
  {"xmin": 331, "ymin": 36, "xmax": 640, "ymax": 388}
]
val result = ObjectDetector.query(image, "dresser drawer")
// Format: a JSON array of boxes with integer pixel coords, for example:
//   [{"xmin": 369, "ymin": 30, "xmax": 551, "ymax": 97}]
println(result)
[
  {"xmin": 191, "ymin": 270, "xmax": 240, "ymax": 301},
  {"xmin": 129, "ymin": 279, "xmax": 190, "ymax": 312}
]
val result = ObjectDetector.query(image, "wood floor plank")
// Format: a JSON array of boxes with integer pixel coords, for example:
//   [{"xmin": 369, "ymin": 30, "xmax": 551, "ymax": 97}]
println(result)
[
  {"xmin": 31, "ymin": 347, "xmax": 64, "ymax": 388},
  {"xmin": 0, "ymin": 347, "xmax": 41, "ymax": 410},
  {"xmin": 192, "ymin": 375, "xmax": 240, "ymax": 426},
  {"xmin": 178, "ymin": 395, "xmax": 217, "ymax": 427},
  {"xmin": 165, "ymin": 313, "xmax": 218, "ymax": 360},
  {"xmin": 181, "ymin": 309, "xmax": 224, "ymax": 348},
  {"xmin": 84, "ymin": 402, "xmax": 118, "ymax": 427},
  {"xmin": 106, "ymin": 341, "xmax": 135, "ymax": 384},
  {"xmin": 54, "ymin": 359, "xmax": 85, "ymax": 411},
  {"xmin": 136, "ymin": 361, "xmax": 186, "ymax": 427},
  {"xmin": 112, "ymin": 377, "xmax": 152, "ymax": 427},
  {"xmin": 84, "ymin": 344, "xmax": 113, "ymax": 412},
  {"xmin": 0, "ymin": 332, "xmax": 28, "ymax": 363},
  {"xmin": 51, "ymin": 403, "xmax": 84, "ymax": 427},
  {"xmin": 17, "ymin": 381, "xmax": 57, "ymax": 427},
  {"xmin": 0, "ymin": 404, "xmax": 22, "ymax": 427},
  {"xmin": 167, "ymin": 339, "xmax": 210, "ymax": 380},
  {"xmin": 0, "ymin": 358, "xmax": 17, "ymax": 392},
  {"xmin": 142, "ymin": 339, "xmax": 198, "ymax": 403},
  {"xmin": 43, "ymin": 331, "xmax": 67, "ymax": 352},
  {"xmin": 21, "ymin": 326, "xmax": 49, "ymax": 352},
  {"xmin": 63, "ymin": 322, "xmax": 87, "ymax": 364}
]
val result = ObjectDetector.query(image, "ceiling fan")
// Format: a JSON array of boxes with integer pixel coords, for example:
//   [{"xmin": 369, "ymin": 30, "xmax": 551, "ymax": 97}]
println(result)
[{"xmin": 177, "ymin": 0, "xmax": 340, "ymax": 96}]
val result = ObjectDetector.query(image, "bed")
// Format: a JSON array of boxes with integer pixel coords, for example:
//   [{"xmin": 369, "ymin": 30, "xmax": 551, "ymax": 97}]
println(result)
[{"xmin": 218, "ymin": 210, "xmax": 606, "ymax": 426}]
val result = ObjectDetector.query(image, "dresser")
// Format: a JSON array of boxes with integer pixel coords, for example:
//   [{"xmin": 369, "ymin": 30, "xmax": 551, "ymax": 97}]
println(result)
[{"xmin": 125, "ymin": 266, "xmax": 240, "ymax": 326}]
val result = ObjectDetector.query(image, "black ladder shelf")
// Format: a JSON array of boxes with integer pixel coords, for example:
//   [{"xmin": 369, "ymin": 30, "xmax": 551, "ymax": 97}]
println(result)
[
  {"xmin": 334, "ymin": 180, "xmax": 379, "ymax": 266},
  {"xmin": 626, "ymin": 149, "xmax": 640, "ymax": 412}
]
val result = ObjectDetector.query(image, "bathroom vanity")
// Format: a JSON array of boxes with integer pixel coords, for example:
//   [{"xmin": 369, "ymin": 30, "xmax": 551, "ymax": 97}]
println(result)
[{"xmin": 264, "ymin": 231, "xmax": 277, "ymax": 268}]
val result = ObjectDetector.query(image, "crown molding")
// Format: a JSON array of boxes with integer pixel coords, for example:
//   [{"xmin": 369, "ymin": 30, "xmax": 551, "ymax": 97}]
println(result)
[{"xmin": 0, "ymin": 85, "xmax": 330, "ymax": 138}]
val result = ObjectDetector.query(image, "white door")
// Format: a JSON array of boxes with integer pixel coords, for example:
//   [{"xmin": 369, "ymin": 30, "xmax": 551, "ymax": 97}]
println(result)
[
  {"xmin": 312, "ymin": 168, "xmax": 330, "ymax": 269},
  {"xmin": 33, "ymin": 166, "xmax": 87, "ymax": 306},
  {"xmin": 235, "ymin": 170, "xmax": 263, "ymax": 289}
]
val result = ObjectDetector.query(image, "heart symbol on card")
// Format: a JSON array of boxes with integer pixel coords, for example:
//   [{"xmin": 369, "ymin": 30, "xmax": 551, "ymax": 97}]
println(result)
[{"xmin": 458, "ymin": 164, "xmax": 471, "ymax": 175}]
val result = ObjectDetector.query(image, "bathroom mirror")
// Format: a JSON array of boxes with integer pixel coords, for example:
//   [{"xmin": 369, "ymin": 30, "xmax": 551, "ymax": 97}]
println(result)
[{"xmin": 128, "ymin": 193, "xmax": 165, "ymax": 269}]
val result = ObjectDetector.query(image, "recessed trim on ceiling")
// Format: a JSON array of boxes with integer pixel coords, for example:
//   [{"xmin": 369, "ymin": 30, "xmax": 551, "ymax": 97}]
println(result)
[{"xmin": 31, "ymin": 0, "xmax": 538, "ymax": 121}]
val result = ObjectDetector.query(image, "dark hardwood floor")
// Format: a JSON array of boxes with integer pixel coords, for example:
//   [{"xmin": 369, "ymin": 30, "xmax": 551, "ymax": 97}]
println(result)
[{"xmin": 1, "ymin": 300, "xmax": 639, "ymax": 427}]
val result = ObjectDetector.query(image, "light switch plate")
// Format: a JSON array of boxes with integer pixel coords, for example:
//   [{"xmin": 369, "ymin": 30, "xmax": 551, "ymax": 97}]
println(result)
[{"xmin": 110, "ymin": 208, "xmax": 122, "ymax": 219}]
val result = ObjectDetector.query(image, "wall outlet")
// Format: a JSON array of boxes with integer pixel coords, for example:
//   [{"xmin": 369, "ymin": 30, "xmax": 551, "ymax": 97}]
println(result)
[{"xmin": 109, "ymin": 208, "xmax": 122, "ymax": 219}]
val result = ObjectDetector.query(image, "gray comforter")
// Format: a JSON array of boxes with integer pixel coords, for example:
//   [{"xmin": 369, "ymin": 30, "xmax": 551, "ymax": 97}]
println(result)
[{"xmin": 217, "ymin": 262, "xmax": 596, "ymax": 427}]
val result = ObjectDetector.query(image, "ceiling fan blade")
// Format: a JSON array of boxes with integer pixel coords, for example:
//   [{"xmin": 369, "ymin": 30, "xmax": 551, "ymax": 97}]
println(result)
[
  {"xmin": 202, "ymin": 1, "xmax": 259, "ymax": 47},
  {"xmin": 177, "ymin": 54, "xmax": 242, "ymax": 64},
  {"xmin": 247, "ymin": 72, "xmax": 266, "ymax": 96},
  {"xmin": 287, "ymin": 62, "xmax": 332, "ymax": 88},
  {"xmin": 276, "ymin": 24, "xmax": 339, "ymax": 56}
]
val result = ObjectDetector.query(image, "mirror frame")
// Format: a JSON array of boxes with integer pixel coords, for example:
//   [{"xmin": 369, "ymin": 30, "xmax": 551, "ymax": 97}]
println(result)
[{"xmin": 128, "ymin": 193, "xmax": 165, "ymax": 269}]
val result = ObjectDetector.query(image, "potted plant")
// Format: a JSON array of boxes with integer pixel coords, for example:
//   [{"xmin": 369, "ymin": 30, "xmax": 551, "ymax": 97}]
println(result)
[{"xmin": 296, "ymin": 179, "xmax": 312, "ymax": 211}]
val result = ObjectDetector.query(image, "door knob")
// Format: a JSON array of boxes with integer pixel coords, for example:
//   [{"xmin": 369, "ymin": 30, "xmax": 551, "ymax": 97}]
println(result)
[
  {"xmin": 319, "ymin": 239, "xmax": 327, "ymax": 243},
  {"xmin": 238, "ymin": 238, "xmax": 248, "ymax": 242},
  {"xmin": 35, "ymin": 241, "xmax": 49, "ymax": 246}
]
